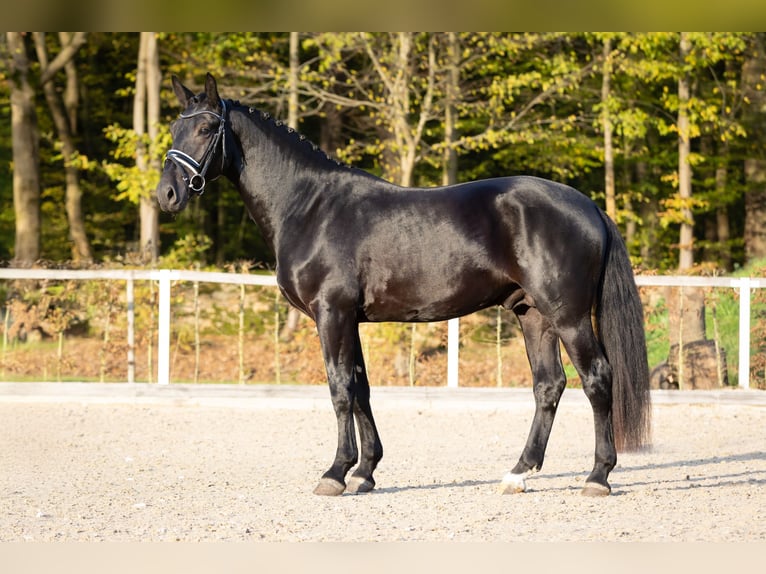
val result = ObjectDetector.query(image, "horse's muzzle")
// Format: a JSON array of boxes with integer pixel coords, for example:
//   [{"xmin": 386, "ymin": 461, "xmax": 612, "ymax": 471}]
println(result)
[{"xmin": 157, "ymin": 170, "xmax": 190, "ymax": 213}]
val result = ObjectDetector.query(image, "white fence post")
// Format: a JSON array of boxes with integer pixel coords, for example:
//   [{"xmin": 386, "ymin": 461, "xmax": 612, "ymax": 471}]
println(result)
[
  {"xmin": 126, "ymin": 275, "xmax": 135, "ymax": 384},
  {"xmin": 157, "ymin": 270, "xmax": 171, "ymax": 385},
  {"xmin": 738, "ymin": 277, "xmax": 751, "ymax": 390},
  {"xmin": 447, "ymin": 317, "xmax": 460, "ymax": 388}
]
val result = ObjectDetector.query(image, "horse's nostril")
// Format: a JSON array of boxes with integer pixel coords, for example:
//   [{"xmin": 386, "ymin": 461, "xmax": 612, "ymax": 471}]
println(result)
[{"xmin": 166, "ymin": 187, "xmax": 176, "ymax": 202}]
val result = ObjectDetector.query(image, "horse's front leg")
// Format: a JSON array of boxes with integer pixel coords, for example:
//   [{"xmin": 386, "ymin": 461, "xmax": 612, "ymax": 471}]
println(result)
[
  {"xmin": 346, "ymin": 329, "xmax": 383, "ymax": 494},
  {"xmin": 312, "ymin": 306, "xmax": 361, "ymax": 496}
]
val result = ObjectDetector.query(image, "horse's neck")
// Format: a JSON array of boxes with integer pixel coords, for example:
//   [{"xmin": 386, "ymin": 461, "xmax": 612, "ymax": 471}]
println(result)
[{"xmin": 229, "ymin": 108, "xmax": 367, "ymax": 256}]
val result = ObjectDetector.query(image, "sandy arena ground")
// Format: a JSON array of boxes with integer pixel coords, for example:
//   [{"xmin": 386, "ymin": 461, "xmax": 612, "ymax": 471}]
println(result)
[{"xmin": 0, "ymin": 383, "xmax": 764, "ymax": 542}]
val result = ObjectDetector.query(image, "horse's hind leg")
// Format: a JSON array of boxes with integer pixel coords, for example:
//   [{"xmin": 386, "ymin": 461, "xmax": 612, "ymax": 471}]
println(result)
[
  {"xmin": 347, "ymin": 331, "xmax": 383, "ymax": 494},
  {"xmin": 501, "ymin": 305, "xmax": 567, "ymax": 494},
  {"xmin": 558, "ymin": 317, "xmax": 616, "ymax": 496}
]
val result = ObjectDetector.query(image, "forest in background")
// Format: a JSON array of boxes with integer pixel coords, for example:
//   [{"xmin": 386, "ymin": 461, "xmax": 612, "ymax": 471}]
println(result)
[
  {"xmin": 2, "ymin": 32, "xmax": 766, "ymax": 272},
  {"xmin": 2, "ymin": 32, "xmax": 766, "ymax": 389}
]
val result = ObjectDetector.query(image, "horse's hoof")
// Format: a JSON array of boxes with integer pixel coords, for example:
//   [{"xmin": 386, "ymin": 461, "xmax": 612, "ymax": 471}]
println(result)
[
  {"xmin": 499, "ymin": 472, "xmax": 527, "ymax": 494},
  {"xmin": 346, "ymin": 476, "xmax": 375, "ymax": 494},
  {"xmin": 581, "ymin": 482, "xmax": 611, "ymax": 497},
  {"xmin": 313, "ymin": 478, "xmax": 346, "ymax": 496}
]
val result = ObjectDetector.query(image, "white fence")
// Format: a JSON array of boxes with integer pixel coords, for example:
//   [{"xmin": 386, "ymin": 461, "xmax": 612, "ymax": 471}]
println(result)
[{"xmin": 0, "ymin": 268, "xmax": 763, "ymax": 388}]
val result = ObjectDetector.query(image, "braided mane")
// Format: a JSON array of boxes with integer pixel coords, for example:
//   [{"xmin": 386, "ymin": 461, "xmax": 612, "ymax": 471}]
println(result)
[{"xmin": 229, "ymin": 99, "xmax": 348, "ymax": 169}]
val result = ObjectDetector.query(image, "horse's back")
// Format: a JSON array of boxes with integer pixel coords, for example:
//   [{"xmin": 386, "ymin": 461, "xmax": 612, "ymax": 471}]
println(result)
[{"xmin": 349, "ymin": 175, "xmax": 605, "ymax": 323}]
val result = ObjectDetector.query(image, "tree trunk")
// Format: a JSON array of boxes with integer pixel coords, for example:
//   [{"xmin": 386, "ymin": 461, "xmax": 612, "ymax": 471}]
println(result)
[
  {"xmin": 622, "ymin": 143, "xmax": 636, "ymax": 247},
  {"xmin": 664, "ymin": 284, "xmax": 709, "ymax": 389},
  {"xmin": 59, "ymin": 32, "xmax": 79, "ymax": 133},
  {"xmin": 677, "ymin": 32, "xmax": 695, "ymax": 271},
  {"xmin": 320, "ymin": 101, "xmax": 343, "ymax": 153},
  {"xmin": 33, "ymin": 32, "xmax": 92, "ymax": 263},
  {"xmin": 742, "ymin": 35, "xmax": 766, "ymax": 262},
  {"xmin": 667, "ymin": 286, "xmax": 707, "ymax": 345},
  {"xmin": 135, "ymin": 32, "xmax": 160, "ymax": 262},
  {"xmin": 668, "ymin": 34, "xmax": 707, "ymax": 390},
  {"xmin": 601, "ymin": 36, "xmax": 616, "ymax": 221},
  {"xmin": 744, "ymin": 159, "xmax": 766, "ymax": 261},
  {"xmin": 636, "ymin": 158, "xmax": 659, "ymax": 265},
  {"xmin": 442, "ymin": 32, "xmax": 459, "ymax": 187},
  {"xmin": 392, "ymin": 32, "xmax": 413, "ymax": 186},
  {"xmin": 715, "ymin": 153, "xmax": 732, "ymax": 270},
  {"xmin": 698, "ymin": 135, "xmax": 732, "ymax": 269},
  {"xmin": 282, "ymin": 32, "xmax": 303, "ymax": 339},
  {"xmin": 288, "ymin": 32, "xmax": 299, "ymax": 130},
  {"xmin": 6, "ymin": 32, "xmax": 41, "ymax": 265}
]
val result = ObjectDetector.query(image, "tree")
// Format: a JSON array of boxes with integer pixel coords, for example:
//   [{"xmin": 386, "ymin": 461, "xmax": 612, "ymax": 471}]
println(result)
[
  {"xmin": 614, "ymin": 33, "xmax": 751, "ymax": 270},
  {"xmin": 134, "ymin": 32, "xmax": 161, "ymax": 262},
  {"xmin": 6, "ymin": 32, "xmax": 95, "ymax": 264},
  {"xmin": 365, "ymin": 32, "xmax": 437, "ymax": 186},
  {"xmin": 5, "ymin": 32, "xmax": 766, "ymax": 269},
  {"xmin": 6, "ymin": 32, "xmax": 41, "ymax": 264},
  {"xmin": 453, "ymin": 33, "xmax": 599, "ymax": 183},
  {"xmin": 677, "ymin": 32, "xmax": 694, "ymax": 271},
  {"xmin": 441, "ymin": 32, "xmax": 460, "ymax": 186},
  {"xmin": 647, "ymin": 33, "xmax": 752, "ymax": 383},
  {"xmin": 593, "ymin": 33, "xmax": 653, "ymax": 249},
  {"xmin": 33, "ymin": 32, "xmax": 91, "ymax": 262},
  {"xmin": 742, "ymin": 33, "xmax": 766, "ymax": 262},
  {"xmin": 601, "ymin": 35, "xmax": 617, "ymax": 220},
  {"xmin": 298, "ymin": 33, "xmax": 441, "ymax": 186}
]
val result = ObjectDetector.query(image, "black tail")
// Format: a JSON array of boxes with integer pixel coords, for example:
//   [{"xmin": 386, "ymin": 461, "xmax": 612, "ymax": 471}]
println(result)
[{"xmin": 597, "ymin": 213, "xmax": 651, "ymax": 452}]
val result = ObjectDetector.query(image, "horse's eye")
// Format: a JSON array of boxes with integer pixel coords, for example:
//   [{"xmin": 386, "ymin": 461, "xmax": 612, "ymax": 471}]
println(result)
[{"xmin": 200, "ymin": 127, "xmax": 211, "ymax": 135}]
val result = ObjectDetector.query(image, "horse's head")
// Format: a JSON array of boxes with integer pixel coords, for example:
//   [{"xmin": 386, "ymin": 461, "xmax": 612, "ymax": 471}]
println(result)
[{"xmin": 157, "ymin": 73, "xmax": 229, "ymax": 213}]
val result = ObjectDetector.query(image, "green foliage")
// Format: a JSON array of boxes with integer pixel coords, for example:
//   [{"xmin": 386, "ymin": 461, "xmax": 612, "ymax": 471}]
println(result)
[
  {"xmin": 2, "ymin": 32, "xmax": 766, "ymax": 270},
  {"xmin": 102, "ymin": 124, "xmax": 172, "ymax": 203},
  {"xmin": 467, "ymin": 307, "xmax": 519, "ymax": 344},
  {"xmin": 160, "ymin": 234, "xmax": 213, "ymax": 269}
]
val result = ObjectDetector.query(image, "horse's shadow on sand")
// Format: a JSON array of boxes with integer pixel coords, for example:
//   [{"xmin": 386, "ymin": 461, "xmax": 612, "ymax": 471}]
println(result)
[{"xmin": 371, "ymin": 451, "xmax": 766, "ymax": 496}]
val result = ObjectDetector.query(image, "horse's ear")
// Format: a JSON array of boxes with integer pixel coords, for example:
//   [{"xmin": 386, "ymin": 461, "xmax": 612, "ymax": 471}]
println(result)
[
  {"xmin": 205, "ymin": 73, "xmax": 222, "ymax": 112},
  {"xmin": 172, "ymin": 75, "xmax": 195, "ymax": 108}
]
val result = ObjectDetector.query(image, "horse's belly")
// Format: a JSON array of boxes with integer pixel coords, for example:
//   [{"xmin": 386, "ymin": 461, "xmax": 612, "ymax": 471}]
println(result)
[{"xmin": 359, "ymin": 267, "xmax": 516, "ymax": 323}]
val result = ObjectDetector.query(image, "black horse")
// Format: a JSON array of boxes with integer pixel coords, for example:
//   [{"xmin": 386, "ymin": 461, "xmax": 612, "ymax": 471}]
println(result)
[{"xmin": 157, "ymin": 74, "xmax": 651, "ymax": 497}]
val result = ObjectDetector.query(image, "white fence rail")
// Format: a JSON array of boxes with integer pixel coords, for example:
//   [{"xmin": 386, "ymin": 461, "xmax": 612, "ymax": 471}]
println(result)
[{"xmin": 0, "ymin": 268, "xmax": 763, "ymax": 388}]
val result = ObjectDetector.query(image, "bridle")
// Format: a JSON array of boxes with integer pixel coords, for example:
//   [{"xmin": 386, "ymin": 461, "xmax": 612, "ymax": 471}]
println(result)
[{"xmin": 164, "ymin": 99, "xmax": 228, "ymax": 195}]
